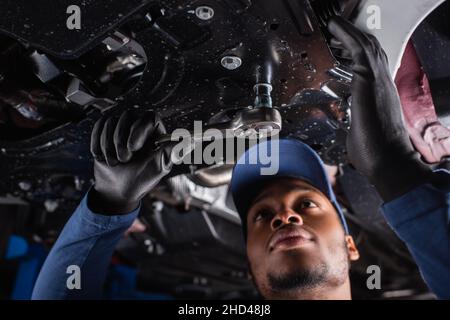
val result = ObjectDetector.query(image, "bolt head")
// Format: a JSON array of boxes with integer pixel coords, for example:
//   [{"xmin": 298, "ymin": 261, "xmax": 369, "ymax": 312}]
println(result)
[
  {"xmin": 195, "ymin": 6, "xmax": 214, "ymax": 20},
  {"xmin": 221, "ymin": 56, "xmax": 242, "ymax": 70}
]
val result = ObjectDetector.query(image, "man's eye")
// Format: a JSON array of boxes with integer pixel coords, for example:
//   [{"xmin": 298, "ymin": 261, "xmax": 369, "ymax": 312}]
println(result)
[
  {"xmin": 299, "ymin": 200, "xmax": 318, "ymax": 209},
  {"xmin": 254, "ymin": 209, "xmax": 273, "ymax": 222}
]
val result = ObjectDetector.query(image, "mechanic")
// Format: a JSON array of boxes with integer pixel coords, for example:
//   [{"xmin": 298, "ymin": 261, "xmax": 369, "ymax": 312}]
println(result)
[{"xmin": 31, "ymin": 17, "xmax": 450, "ymax": 299}]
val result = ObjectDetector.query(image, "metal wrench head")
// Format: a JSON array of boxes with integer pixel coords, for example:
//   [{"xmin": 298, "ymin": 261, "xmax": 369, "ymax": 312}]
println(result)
[{"xmin": 232, "ymin": 107, "xmax": 282, "ymax": 138}]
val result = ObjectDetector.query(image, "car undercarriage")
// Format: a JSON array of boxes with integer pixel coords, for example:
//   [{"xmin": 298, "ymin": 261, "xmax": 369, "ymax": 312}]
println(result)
[{"xmin": 0, "ymin": 0, "xmax": 449, "ymax": 300}]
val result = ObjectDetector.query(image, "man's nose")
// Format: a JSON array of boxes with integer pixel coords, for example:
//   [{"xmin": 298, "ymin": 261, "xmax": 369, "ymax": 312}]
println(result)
[{"xmin": 270, "ymin": 209, "xmax": 303, "ymax": 230}]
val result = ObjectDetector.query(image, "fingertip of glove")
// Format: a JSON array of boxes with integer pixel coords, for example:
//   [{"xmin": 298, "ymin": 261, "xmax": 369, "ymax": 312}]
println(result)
[{"xmin": 327, "ymin": 15, "xmax": 347, "ymax": 33}]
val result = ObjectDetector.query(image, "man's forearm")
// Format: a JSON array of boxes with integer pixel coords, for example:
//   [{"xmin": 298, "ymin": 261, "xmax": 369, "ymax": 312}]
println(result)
[
  {"xmin": 381, "ymin": 170, "xmax": 450, "ymax": 299},
  {"xmin": 32, "ymin": 190, "xmax": 139, "ymax": 300}
]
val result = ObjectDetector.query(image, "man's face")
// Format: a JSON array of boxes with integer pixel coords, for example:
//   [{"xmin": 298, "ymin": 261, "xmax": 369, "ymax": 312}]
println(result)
[{"xmin": 246, "ymin": 178, "xmax": 359, "ymax": 299}]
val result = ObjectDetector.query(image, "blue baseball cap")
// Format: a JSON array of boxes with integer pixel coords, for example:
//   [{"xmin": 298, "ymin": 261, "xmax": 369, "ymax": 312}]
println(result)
[{"xmin": 231, "ymin": 138, "xmax": 349, "ymax": 237}]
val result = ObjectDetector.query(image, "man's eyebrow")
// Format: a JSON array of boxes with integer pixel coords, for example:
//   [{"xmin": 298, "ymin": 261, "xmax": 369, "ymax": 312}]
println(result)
[{"xmin": 252, "ymin": 185, "xmax": 315, "ymax": 205}]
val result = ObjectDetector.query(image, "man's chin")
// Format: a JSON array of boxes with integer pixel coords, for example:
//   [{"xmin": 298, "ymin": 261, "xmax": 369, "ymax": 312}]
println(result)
[
  {"xmin": 266, "ymin": 249, "xmax": 328, "ymax": 292},
  {"xmin": 267, "ymin": 262, "xmax": 328, "ymax": 292}
]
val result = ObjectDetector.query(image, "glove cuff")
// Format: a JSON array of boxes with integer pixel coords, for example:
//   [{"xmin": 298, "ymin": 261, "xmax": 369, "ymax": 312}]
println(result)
[
  {"xmin": 88, "ymin": 187, "xmax": 141, "ymax": 216},
  {"xmin": 369, "ymin": 157, "xmax": 432, "ymax": 202}
]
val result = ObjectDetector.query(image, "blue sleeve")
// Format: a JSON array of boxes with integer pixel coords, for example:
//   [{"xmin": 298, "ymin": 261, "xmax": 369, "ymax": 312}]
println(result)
[
  {"xmin": 381, "ymin": 170, "xmax": 450, "ymax": 299},
  {"xmin": 31, "ymin": 191, "xmax": 139, "ymax": 300}
]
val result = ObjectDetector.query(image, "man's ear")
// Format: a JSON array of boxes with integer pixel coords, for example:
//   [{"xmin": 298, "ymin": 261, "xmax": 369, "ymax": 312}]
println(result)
[{"xmin": 345, "ymin": 235, "xmax": 360, "ymax": 261}]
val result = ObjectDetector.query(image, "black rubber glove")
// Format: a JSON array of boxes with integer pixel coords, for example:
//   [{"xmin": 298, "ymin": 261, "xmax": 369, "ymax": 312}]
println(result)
[
  {"xmin": 88, "ymin": 110, "xmax": 173, "ymax": 215},
  {"xmin": 328, "ymin": 16, "xmax": 431, "ymax": 201}
]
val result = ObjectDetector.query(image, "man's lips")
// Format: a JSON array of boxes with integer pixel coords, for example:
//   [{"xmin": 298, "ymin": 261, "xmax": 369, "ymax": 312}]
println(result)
[{"xmin": 268, "ymin": 227, "xmax": 314, "ymax": 252}]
